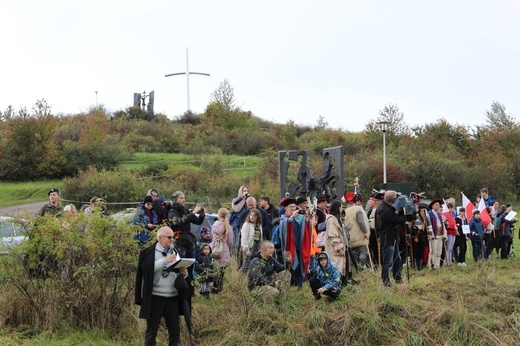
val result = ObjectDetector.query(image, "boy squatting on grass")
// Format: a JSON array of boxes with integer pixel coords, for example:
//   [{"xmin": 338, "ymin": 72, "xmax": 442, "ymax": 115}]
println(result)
[{"xmin": 308, "ymin": 251, "xmax": 342, "ymax": 301}]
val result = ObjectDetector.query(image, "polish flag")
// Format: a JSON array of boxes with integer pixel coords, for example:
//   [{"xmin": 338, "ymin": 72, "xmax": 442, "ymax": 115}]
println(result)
[
  {"xmin": 461, "ymin": 192, "xmax": 474, "ymax": 217},
  {"xmin": 442, "ymin": 199, "xmax": 450, "ymax": 217},
  {"xmin": 478, "ymin": 197, "xmax": 492, "ymax": 227}
]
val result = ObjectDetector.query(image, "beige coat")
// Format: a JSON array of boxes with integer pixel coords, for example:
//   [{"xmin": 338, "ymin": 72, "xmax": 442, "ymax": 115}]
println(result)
[
  {"xmin": 325, "ymin": 214, "xmax": 346, "ymax": 275},
  {"xmin": 344, "ymin": 205, "xmax": 370, "ymax": 249}
]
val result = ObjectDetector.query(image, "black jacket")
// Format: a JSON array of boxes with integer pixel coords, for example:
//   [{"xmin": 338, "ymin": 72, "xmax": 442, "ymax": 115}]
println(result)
[
  {"xmin": 376, "ymin": 201, "xmax": 411, "ymax": 247},
  {"xmin": 135, "ymin": 242, "xmax": 162, "ymax": 319},
  {"xmin": 167, "ymin": 203, "xmax": 204, "ymax": 256}
]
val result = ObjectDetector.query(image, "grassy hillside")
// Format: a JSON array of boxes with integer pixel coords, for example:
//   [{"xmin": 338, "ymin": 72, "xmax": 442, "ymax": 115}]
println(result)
[
  {"xmin": 1, "ymin": 239, "xmax": 519, "ymax": 345},
  {"xmin": 0, "ymin": 180, "xmax": 62, "ymax": 208},
  {"xmin": 0, "ymin": 153, "xmax": 263, "ymax": 209}
]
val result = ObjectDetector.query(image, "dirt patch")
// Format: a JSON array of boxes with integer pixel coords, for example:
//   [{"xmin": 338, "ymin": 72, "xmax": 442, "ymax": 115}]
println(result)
[{"xmin": 0, "ymin": 202, "xmax": 46, "ymax": 217}]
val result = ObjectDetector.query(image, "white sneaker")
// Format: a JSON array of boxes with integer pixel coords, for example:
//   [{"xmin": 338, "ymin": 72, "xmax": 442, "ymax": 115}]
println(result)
[
  {"xmin": 456, "ymin": 263, "xmax": 463, "ymax": 267},
  {"xmin": 461, "ymin": 262, "xmax": 467, "ymax": 267}
]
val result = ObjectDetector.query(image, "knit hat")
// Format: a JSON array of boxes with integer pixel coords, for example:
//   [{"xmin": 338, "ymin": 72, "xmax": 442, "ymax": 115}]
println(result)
[
  {"xmin": 200, "ymin": 226, "xmax": 211, "ymax": 237},
  {"xmin": 143, "ymin": 196, "xmax": 153, "ymax": 204},
  {"xmin": 171, "ymin": 191, "xmax": 184, "ymax": 203}
]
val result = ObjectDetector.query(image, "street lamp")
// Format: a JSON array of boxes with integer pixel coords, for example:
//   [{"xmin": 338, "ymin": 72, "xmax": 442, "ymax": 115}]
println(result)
[
  {"xmin": 95, "ymin": 91, "xmax": 98, "ymax": 106},
  {"xmin": 378, "ymin": 121, "xmax": 389, "ymax": 189}
]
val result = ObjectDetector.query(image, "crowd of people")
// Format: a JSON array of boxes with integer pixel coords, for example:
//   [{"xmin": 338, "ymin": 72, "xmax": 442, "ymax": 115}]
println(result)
[{"xmin": 37, "ymin": 186, "xmax": 517, "ymax": 346}]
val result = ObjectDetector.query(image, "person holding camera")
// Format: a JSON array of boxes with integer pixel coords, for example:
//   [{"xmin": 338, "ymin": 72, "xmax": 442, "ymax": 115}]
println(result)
[{"xmin": 166, "ymin": 191, "xmax": 205, "ymax": 297}]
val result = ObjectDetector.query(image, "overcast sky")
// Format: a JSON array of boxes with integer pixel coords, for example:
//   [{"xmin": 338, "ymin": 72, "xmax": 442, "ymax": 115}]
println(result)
[{"xmin": 2, "ymin": 0, "xmax": 519, "ymax": 132}]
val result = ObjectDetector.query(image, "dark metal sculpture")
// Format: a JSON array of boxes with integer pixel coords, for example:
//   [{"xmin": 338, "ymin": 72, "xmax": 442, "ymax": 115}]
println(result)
[{"xmin": 278, "ymin": 146, "xmax": 344, "ymax": 201}]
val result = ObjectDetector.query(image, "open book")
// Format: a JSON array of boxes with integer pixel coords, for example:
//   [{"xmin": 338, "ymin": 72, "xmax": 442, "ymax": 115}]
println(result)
[{"xmin": 165, "ymin": 258, "xmax": 195, "ymax": 271}]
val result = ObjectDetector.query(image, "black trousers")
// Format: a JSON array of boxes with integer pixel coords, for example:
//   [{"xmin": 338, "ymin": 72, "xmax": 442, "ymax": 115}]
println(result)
[
  {"xmin": 145, "ymin": 295, "xmax": 180, "ymax": 346},
  {"xmin": 500, "ymin": 236, "xmax": 511, "ymax": 259},
  {"xmin": 309, "ymin": 277, "xmax": 340, "ymax": 299},
  {"xmin": 455, "ymin": 236, "xmax": 467, "ymax": 263}
]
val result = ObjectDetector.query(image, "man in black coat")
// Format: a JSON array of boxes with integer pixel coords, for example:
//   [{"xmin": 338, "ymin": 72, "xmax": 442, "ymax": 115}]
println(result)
[
  {"xmin": 166, "ymin": 191, "xmax": 205, "ymax": 298},
  {"xmin": 135, "ymin": 226, "xmax": 189, "ymax": 346},
  {"xmin": 166, "ymin": 191, "xmax": 205, "ymax": 258},
  {"xmin": 376, "ymin": 190, "xmax": 414, "ymax": 288}
]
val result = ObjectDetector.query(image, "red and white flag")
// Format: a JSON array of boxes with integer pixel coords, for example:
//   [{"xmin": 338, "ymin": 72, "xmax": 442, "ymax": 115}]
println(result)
[
  {"xmin": 461, "ymin": 192, "xmax": 474, "ymax": 217},
  {"xmin": 478, "ymin": 197, "xmax": 492, "ymax": 227},
  {"xmin": 442, "ymin": 199, "xmax": 450, "ymax": 217}
]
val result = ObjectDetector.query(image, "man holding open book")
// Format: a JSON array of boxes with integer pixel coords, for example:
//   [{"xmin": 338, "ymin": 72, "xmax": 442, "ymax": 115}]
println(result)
[{"xmin": 135, "ymin": 226, "xmax": 193, "ymax": 346}]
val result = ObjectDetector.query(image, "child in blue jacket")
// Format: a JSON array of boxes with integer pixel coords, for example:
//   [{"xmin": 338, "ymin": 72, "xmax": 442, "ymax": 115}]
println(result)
[{"xmin": 309, "ymin": 252, "xmax": 342, "ymax": 301}]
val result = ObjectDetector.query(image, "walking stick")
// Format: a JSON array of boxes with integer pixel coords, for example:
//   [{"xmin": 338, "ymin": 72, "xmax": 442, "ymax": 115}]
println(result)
[
  {"xmin": 366, "ymin": 242, "xmax": 375, "ymax": 272},
  {"xmin": 442, "ymin": 237, "xmax": 449, "ymax": 265},
  {"xmin": 377, "ymin": 238, "xmax": 381, "ymax": 268},
  {"xmin": 403, "ymin": 225, "xmax": 410, "ymax": 283}
]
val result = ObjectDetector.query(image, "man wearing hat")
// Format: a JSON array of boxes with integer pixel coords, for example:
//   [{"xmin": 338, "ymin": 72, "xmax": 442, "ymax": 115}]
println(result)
[
  {"xmin": 315, "ymin": 194, "xmax": 329, "ymax": 234},
  {"xmin": 278, "ymin": 197, "xmax": 312, "ymax": 291},
  {"xmin": 367, "ymin": 191, "xmax": 384, "ymax": 268},
  {"xmin": 469, "ymin": 209, "xmax": 486, "ymax": 261},
  {"xmin": 38, "ymin": 188, "xmax": 64, "ymax": 216},
  {"xmin": 427, "ymin": 199, "xmax": 447, "ymax": 269}
]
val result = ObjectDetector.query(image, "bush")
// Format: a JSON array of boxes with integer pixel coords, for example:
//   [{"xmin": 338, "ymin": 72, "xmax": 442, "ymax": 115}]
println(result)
[
  {"xmin": 0, "ymin": 213, "xmax": 139, "ymax": 331},
  {"xmin": 61, "ymin": 167, "xmax": 147, "ymax": 209}
]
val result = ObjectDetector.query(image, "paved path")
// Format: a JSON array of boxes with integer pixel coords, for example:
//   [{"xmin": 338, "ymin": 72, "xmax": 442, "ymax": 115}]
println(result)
[{"xmin": 0, "ymin": 201, "xmax": 46, "ymax": 217}]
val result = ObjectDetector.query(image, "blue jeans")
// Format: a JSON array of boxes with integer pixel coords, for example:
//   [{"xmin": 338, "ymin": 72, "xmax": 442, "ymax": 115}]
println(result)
[
  {"xmin": 381, "ymin": 243, "xmax": 402, "ymax": 286},
  {"xmin": 472, "ymin": 239, "xmax": 487, "ymax": 261}
]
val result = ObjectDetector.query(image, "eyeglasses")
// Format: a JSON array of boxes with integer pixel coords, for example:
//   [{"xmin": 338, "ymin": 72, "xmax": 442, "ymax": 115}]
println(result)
[{"xmin": 160, "ymin": 235, "xmax": 174, "ymax": 240}]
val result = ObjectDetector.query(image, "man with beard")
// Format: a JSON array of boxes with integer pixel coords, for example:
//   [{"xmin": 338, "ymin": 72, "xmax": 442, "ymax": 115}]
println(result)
[{"xmin": 166, "ymin": 191, "xmax": 205, "ymax": 297}]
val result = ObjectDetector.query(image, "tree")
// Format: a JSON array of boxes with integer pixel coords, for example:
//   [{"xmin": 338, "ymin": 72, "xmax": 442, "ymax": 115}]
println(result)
[
  {"xmin": 365, "ymin": 103, "xmax": 410, "ymax": 137},
  {"xmin": 484, "ymin": 101, "xmax": 519, "ymax": 131},
  {"xmin": 209, "ymin": 79, "xmax": 237, "ymax": 113}
]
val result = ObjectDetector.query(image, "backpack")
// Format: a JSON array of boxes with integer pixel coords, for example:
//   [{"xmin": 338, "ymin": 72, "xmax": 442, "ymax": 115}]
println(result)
[
  {"xmin": 271, "ymin": 223, "xmax": 281, "ymax": 248},
  {"xmin": 494, "ymin": 215, "xmax": 502, "ymax": 230}
]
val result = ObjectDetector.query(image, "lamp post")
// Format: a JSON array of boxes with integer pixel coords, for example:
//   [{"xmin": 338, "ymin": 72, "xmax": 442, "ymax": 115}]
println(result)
[
  {"xmin": 378, "ymin": 121, "xmax": 389, "ymax": 189},
  {"xmin": 95, "ymin": 91, "xmax": 98, "ymax": 106},
  {"xmin": 165, "ymin": 47, "xmax": 210, "ymax": 113}
]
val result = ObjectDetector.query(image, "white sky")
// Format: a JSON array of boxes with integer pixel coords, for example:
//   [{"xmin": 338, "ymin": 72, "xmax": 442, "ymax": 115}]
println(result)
[{"xmin": 1, "ymin": 0, "xmax": 519, "ymax": 132}]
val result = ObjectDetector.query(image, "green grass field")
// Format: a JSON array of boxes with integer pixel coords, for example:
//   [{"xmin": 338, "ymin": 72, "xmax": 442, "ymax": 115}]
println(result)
[
  {"xmin": 0, "ymin": 153, "xmax": 263, "ymax": 209},
  {"xmin": 0, "ymin": 180, "xmax": 62, "ymax": 208}
]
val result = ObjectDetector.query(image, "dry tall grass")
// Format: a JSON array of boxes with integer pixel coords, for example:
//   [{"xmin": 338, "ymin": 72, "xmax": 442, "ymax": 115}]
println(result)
[{"xmin": 1, "ymin": 241, "xmax": 519, "ymax": 345}]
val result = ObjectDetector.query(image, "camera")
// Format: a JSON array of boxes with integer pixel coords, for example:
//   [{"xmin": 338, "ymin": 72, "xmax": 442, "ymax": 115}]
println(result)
[
  {"xmin": 296, "ymin": 206, "xmax": 305, "ymax": 215},
  {"xmin": 199, "ymin": 203, "xmax": 205, "ymax": 212}
]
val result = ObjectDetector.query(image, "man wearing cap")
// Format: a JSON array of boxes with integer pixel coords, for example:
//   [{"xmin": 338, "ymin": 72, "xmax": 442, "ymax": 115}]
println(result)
[
  {"xmin": 469, "ymin": 210, "xmax": 486, "ymax": 261},
  {"xmin": 38, "ymin": 188, "xmax": 63, "ymax": 216},
  {"xmin": 427, "ymin": 199, "xmax": 447, "ymax": 269}
]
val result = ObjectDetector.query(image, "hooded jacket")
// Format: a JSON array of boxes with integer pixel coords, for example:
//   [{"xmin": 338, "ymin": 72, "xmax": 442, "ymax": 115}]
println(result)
[{"xmin": 315, "ymin": 252, "xmax": 342, "ymax": 292}]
